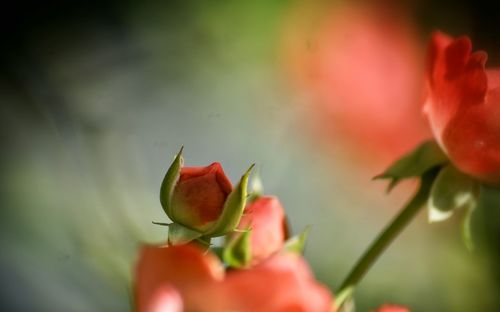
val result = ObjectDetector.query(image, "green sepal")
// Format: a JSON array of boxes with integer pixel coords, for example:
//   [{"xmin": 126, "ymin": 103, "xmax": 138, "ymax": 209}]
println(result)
[
  {"xmin": 204, "ymin": 164, "xmax": 254, "ymax": 237},
  {"xmin": 428, "ymin": 165, "xmax": 479, "ymax": 223},
  {"xmin": 167, "ymin": 223, "xmax": 203, "ymax": 245},
  {"xmin": 283, "ymin": 226, "xmax": 311, "ymax": 255},
  {"xmin": 375, "ymin": 140, "xmax": 448, "ymax": 192},
  {"xmin": 223, "ymin": 229, "xmax": 252, "ymax": 268},
  {"xmin": 159, "ymin": 147, "xmax": 184, "ymax": 220}
]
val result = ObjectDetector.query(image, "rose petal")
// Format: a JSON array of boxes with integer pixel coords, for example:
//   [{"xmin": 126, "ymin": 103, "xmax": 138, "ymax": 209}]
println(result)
[
  {"xmin": 134, "ymin": 244, "xmax": 223, "ymax": 312},
  {"xmin": 238, "ymin": 196, "xmax": 287, "ymax": 264}
]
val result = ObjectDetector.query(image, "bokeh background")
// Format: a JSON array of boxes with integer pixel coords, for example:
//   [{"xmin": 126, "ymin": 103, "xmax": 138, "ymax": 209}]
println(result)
[{"xmin": 1, "ymin": 0, "xmax": 500, "ymax": 311}]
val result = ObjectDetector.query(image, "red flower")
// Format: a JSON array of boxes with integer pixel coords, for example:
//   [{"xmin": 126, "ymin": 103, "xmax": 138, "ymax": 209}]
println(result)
[
  {"xmin": 134, "ymin": 244, "xmax": 333, "ymax": 312},
  {"xmin": 374, "ymin": 304, "xmax": 410, "ymax": 312},
  {"xmin": 171, "ymin": 163, "xmax": 233, "ymax": 231},
  {"xmin": 236, "ymin": 196, "xmax": 287, "ymax": 264},
  {"xmin": 425, "ymin": 32, "xmax": 500, "ymax": 184},
  {"xmin": 134, "ymin": 244, "xmax": 223, "ymax": 312},
  {"xmin": 283, "ymin": 2, "xmax": 430, "ymax": 166}
]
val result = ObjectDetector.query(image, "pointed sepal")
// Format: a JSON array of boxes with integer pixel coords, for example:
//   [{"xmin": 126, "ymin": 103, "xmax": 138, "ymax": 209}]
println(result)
[
  {"xmin": 167, "ymin": 223, "xmax": 203, "ymax": 245},
  {"xmin": 159, "ymin": 147, "xmax": 184, "ymax": 219},
  {"xmin": 283, "ymin": 226, "xmax": 311, "ymax": 255},
  {"xmin": 222, "ymin": 229, "xmax": 252, "ymax": 268}
]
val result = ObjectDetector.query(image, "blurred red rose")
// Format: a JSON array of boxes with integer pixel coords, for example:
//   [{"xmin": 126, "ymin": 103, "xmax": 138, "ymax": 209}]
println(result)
[
  {"xmin": 236, "ymin": 196, "xmax": 287, "ymax": 264},
  {"xmin": 283, "ymin": 2, "xmax": 431, "ymax": 166},
  {"xmin": 134, "ymin": 244, "xmax": 223, "ymax": 312},
  {"xmin": 375, "ymin": 304, "xmax": 410, "ymax": 312},
  {"xmin": 171, "ymin": 163, "xmax": 233, "ymax": 231},
  {"xmin": 203, "ymin": 251, "xmax": 333, "ymax": 312},
  {"xmin": 425, "ymin": 32, "xmax": 500, "ymax": 184},
  {"xmin": 134, "ymin": 244, "xmax": 333, "ymax": 312}
]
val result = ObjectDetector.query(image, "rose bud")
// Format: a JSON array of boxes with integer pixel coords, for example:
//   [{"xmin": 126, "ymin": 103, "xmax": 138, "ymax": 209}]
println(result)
[
  {"xmin": 235, "ymin": 196, "xmax": 288, "ymax": 265},
  {"xmin": 160, "ymin": 148, "xmax": 254, "ymax": 244},
  {"xmin": 425, "ymin": 32, "xmax": 500, "ymax": 185}
]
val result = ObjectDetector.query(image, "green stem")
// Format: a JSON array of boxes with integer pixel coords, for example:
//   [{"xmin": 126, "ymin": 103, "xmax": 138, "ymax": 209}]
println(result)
[{"xmin": 336, "ymin": 170, "xmax": 437, "ymax": 307}]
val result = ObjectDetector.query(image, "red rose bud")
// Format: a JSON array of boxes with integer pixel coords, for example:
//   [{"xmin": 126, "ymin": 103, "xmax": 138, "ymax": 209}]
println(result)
[
  {"xmin": 425, "ymin": 32, "xmax": 500, "ymax": 185},
  {"xmin": 237, "ymin": 196, "xmax": 287, "ymax": 264},
  {"xmin": 171, "ymin": 162, "xmax": 232, "ymax": 230},
  {"xmin": 160, "ymin": 148, "xmax": 253, "ymax": 243}
]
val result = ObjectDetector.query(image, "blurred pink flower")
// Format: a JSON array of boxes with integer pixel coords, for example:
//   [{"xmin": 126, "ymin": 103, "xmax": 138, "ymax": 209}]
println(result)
[
  {"xmin": 134, "ymin": 244, "xmax": 333, "ymax": 312},
  {"xmin": 425, "ymin": 32, "xmax": 500, "ymax": 184},
  {"xmin": 283, "ymin": 2, "xmax": 430, "ymax": 166},
  {"xmin": 134, "ymin": 244, "xmax": 223, "ymax": 312}
]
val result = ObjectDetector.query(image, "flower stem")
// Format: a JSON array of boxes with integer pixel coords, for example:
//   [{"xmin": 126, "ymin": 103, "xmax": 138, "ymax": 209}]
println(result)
[{"xmin": 336, "ymin": 170, "xmax": 438, "ymax": 307}]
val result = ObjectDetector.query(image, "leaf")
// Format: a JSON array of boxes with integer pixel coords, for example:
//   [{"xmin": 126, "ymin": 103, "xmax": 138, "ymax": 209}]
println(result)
[
  {"xmin": 375, "ymin": 140, "xmax": 448, "ymax": 192},
  {"xmin": 204, "ymin": 164, "xmax": 254, "ymax": 237},
  {"xmin": 159, "ymin": 147, "xmax": 184, "ymax": 219},
  {"xmin": 222, "ymin": 230, "xmax": 252, "ymax": 268},
  {"xmin": 428, "ymin": 165, "xmax": 479, "ymax": 223},
  {"xmin": 167, "ymin": 223, "xmax": 203, "ymax": 245},
  {"xmin": 283, "ymin": 226, "xmax": 311, "ymax": 255}
]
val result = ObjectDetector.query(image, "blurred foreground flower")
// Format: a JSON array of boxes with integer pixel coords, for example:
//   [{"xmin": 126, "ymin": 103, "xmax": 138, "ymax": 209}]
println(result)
[
  {"xmin": 134, "ymin": 244, "xmax": 333, "ymax": 312},
  {"xmin": 425, "ymin": 32, "xmax": 500, "ymax": 185}
]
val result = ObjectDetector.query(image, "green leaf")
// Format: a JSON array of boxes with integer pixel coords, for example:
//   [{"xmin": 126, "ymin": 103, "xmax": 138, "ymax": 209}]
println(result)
[
  {"xmin": 428, "ymin": 165, "xmax": 479, "ymax": 223},
  {"xmin": 223, "ymin": 230, "xmax": 252, "ymax": 268},
  {"xmin": 167, "ymin": 223, "xmax": 203, "ymax": 245},
  {"xmin": 159, "ymin": 147, "xmax": 184, "ymax": 219},
  {"xmin": 375, "ymin": 140, "xmax": 448, "ymax": 192},
  {"xmin": 283, "ymin": 226, "xmax": 311, "ymax": 254},
  {"xmin": 204, "ymin": 164, "xmax": 254, "ymax": 237}
]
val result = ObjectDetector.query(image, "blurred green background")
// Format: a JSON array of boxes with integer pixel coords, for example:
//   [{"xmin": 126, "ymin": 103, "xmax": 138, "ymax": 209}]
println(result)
[{"xmin": 1, "ymin": 0, "xmax": 499, "ymax": 311}]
